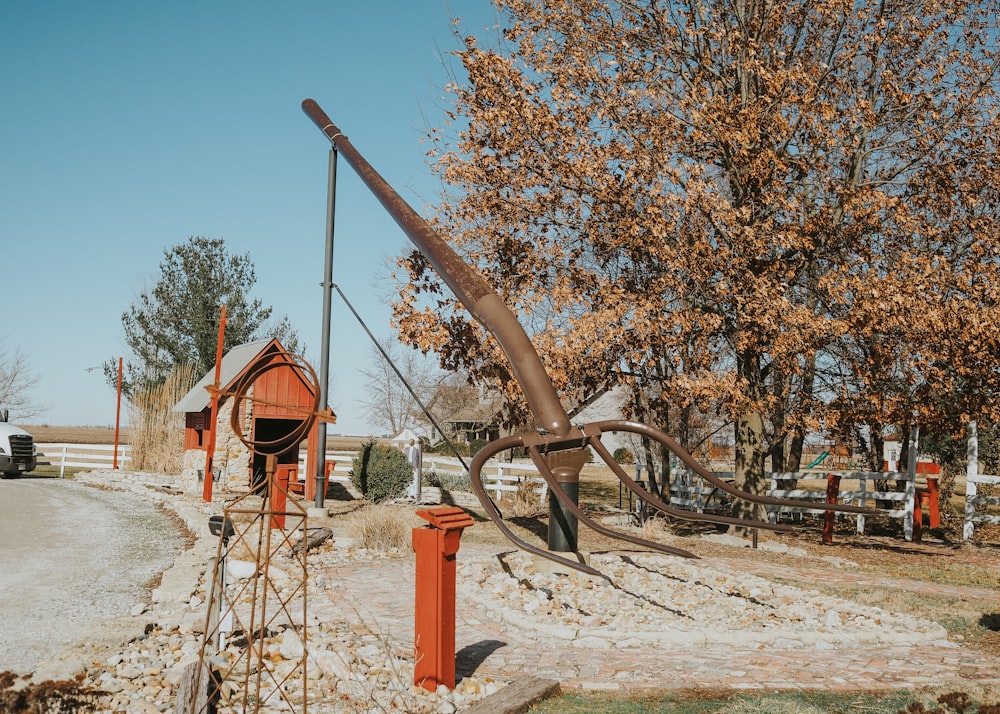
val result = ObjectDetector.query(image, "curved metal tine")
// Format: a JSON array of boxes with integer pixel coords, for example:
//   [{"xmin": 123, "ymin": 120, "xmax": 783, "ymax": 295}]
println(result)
[
  {"xmin": 585, "ymin": 430, "xmax": 799, "ymax": 533},
  {"xmin": 469, "ymin": 436, "xmax": 606, "ymax": 578},
  {"xmin": 524, "ymin": 444, "xmax": 701, "ymax": 560},
  {"xmin": 591, "ymin": 420, "xmax": 873, "ymax": 516}
]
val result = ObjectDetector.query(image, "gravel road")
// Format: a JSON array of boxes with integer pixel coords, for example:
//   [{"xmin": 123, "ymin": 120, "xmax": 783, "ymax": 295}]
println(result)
[{"xmin": 0, "ymin": 477, "xmax": 181, "ymax": 675}]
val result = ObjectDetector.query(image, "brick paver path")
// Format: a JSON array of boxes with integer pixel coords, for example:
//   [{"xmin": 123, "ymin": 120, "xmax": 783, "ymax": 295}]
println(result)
[{"xmin": 313, "ymin": 542, "xmax": 1000, "ymax": 695}]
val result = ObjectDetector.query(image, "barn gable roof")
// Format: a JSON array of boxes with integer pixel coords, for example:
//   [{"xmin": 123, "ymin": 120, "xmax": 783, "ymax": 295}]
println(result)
[{"xmin": 172, "ymin": 339, "xmax": 278, "ymax": 414}]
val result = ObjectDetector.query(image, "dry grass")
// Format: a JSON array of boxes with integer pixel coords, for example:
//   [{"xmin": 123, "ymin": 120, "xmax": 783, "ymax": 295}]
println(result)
[
  {"xmin": 345, "ymin": 504, "xmax": 413, "ymax": 552},
  {"xmin": 507, "ymin": 479, "xmax": 545, "ymax": 518},
  {"xmin": 639, "ymin": 514, "xmax": 676, "ymax": 542},
  {"xmin": 128, "ymin": 365, "xmax": 194, "ymax": 473}
]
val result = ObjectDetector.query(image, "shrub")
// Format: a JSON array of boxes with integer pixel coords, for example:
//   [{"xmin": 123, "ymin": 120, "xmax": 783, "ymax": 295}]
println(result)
[
  {"xmin": 426, "ymin": 469, "xmax": 471, "ymax": 492},
  {"xmin": 469, "ymin": 438, "xmax": 489, "ymax": 457},
  {"xmin": 433, "ymin": 440, "xmax": 470, "ymax": 457},
  {"xmin": 613, "ymin": 447, "xmax": 634, "ymax": 465},
  {"xmin": 350, "ymin": 440, "xmax": 414, "ymax": 502}
]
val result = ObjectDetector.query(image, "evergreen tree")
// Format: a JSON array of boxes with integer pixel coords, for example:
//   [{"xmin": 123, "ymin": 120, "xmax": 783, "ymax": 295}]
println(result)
[{"xmin": 108, "ymin": 236, "xmax": 301, "ymax": 394}]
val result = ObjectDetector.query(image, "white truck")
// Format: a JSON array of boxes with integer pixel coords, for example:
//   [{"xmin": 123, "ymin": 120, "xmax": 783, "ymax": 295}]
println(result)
[{"xmin": 0, "ymin": 410, "xmax": 36, "ymax": 478}]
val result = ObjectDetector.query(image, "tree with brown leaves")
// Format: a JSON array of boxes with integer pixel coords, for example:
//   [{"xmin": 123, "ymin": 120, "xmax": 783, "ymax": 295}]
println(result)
[{"xmin": 394, "ymin": 0, "xmax": 1000, "ymax": 512}]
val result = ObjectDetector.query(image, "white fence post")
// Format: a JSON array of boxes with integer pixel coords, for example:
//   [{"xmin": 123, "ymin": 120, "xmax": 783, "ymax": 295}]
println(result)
[
  {"xmin": 962, "ymin": 439, "xmax": 1000, "ymax": 536},
  {"xmin": 902, "ymin": 424, "xmax": 918, "ymax": 541},
  {"xmin": 495, "ymin": 465, "xmax": 505, "ymax": 501},
  {"xmin": 856, "ymin": 471, "xmax": 867, "ymax": 534}
]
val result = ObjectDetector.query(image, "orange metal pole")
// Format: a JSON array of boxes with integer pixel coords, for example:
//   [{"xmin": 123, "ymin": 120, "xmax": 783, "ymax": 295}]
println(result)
[
  {"xmin": 202, "ymin": 305, "xmax": 227, "ymax": 502},
  {"xmin": 113, "ymin": 357, "xmax": 123, "ymax": 469}
]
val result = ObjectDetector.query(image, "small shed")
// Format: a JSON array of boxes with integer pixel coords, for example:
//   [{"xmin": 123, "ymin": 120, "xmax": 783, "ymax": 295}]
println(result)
[{"xmin": 173, "ymin": 339, "xmax": 326, "ymax": 492}]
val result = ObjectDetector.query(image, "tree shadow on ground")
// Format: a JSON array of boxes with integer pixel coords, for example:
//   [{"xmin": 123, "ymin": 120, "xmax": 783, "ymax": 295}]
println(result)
[
  {"xmin": 509, "ymin": 515, "xmax": 548, "ymax": 541},
  {"xmin": 980, "ymin": 613, "xmax": 1000, "ymax": 631},
  {"xmin": 456, "ymin": 640, "xmax": 507, "ymax": 680}
]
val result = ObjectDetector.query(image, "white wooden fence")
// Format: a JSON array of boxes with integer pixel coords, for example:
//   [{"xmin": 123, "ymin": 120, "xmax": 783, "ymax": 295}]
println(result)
[
  {"xmin": 964, "ymin": 421, "xmax": 1000, "ymax": 540},
  {"xmin": 485, "ymin": 464, "xmax": 548, "ymax": 503},
  {"xmin": 641, "ymin": 464, "xmax": 924, "ymax": 540},
  {"xmin": 36, "ymin": 443, "xmax": 131, "ymax": 477},
  {"xmin": 423, "ymin": 455, "xmax": 547, "ymax": 504},
  {"xmin": 296, "ymin": 450, "xmax": 356, "ymax": 483}
]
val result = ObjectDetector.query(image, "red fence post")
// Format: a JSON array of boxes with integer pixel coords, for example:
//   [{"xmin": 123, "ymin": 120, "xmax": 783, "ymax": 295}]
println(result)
[
  {"xmin": 412, "ymin": 506, "xmax": 475, "ymax": 692},
  {"xmin": 271, "ymin": 464, "xmax": 293, "ymax": 530},
  {"xmin": 912, "ymin": 476, "xmax": 941, "ymax": 543},
  {"xmin": 823, "ymin": 473, "xmax": 841, "ymax": 544},
  {"xmin": 926, "ymin": 477, "xmax": 940, "ymax": 529}
]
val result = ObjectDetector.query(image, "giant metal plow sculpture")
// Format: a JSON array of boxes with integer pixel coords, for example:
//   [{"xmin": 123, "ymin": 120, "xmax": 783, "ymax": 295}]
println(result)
[{"xmin": 301, "ymin": 98, "xmax": 870, "ymax": 577}]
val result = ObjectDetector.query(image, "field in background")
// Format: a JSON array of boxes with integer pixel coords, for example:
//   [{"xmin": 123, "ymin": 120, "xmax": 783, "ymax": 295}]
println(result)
[{"xmin": 24, "ymin": 425, "xmax": 119, "ymax": 444}]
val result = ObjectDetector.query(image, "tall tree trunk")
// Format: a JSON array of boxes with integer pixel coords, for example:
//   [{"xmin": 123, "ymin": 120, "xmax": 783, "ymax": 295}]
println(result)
[
  {"xmin": 630, "ymin": 387, "xmax": 662, "ymax": 499},
  {"xmin": 731, "ymin": 352, "xmax": 768, "ymax": 528},
  {"xmin": 769, "ymin": 437, "xmax": 786, "ymax": 473},
  {"xmin": 732, "ymin": 411, "xmax": 767, "ymax": 524},
  {"xmin": 769, "ymin": 371, "xmax": 787, "ymax": 474},
  {"xmin": 787, "ymin": 427, "xmax": 805, "ymax": 472},
  {"xmin": 787, "ymin": 353, "xmax": 816, "ymax": 472}
]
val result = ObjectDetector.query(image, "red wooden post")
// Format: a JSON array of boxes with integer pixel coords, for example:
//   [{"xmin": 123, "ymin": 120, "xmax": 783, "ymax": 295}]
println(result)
[
  {"xmin": 912, "ymin": 493, "xmax": 925, "ymax": 542},
  {"xmin": 412, "ymin": 506, "xmax": 475, "ymax": 692},
  {"xmin": 822, "ymin": 473, "xmax": 841, "ymax": 544},
  {"xmin": 926, "ymin": 477, "xmax": 941, "ymax": 528},
  {"xmin": 912, "ymin": 476, "xmax": 941, "ymax": 542},
  {"xmin": 271, "ymin": 464, "xmax": 293, "ymax": 530}
]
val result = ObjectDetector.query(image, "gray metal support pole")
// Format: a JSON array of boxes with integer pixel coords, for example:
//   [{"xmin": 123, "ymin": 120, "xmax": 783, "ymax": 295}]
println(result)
[{"xmin": 315, "ymin": 147, "xmax": 337, "ymax": 508}]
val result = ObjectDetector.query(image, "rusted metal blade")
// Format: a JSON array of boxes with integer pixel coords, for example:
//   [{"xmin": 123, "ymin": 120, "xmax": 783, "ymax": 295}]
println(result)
[
  {"xmin": 588, "ymin": 420, "xmax": 875, "ymax": 516},
  {"xmin": 525, "ymin": 444, "xmax": 701, "ymax": 558},
  {"xmin": 585, "ymin": 434, "xmax": 798, "ymax": 533}
]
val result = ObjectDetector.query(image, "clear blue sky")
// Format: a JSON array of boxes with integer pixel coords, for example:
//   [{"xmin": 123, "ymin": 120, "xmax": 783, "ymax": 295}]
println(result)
[{"xmin": 1, "ymin": 0, "xmax": 499, "ymax": 435}]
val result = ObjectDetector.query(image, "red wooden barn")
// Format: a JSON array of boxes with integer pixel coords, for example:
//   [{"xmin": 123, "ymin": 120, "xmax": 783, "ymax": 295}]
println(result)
[{"xmin": 173, "ymin": 339, "xmax": 329, "ymax": 492}]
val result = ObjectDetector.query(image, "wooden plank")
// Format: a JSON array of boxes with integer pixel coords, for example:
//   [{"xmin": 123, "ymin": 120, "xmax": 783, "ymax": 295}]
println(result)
[
  {"xmin": 292, "ymin": 526, "xmax": 333, "ymax": 555},
  {"xmin": 462, "ymin": 676, "xmax": 561, "ymax": 714},
  {"xmin": 173, "ymin": 661, "xmax": 218, "ymax": 714}
]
